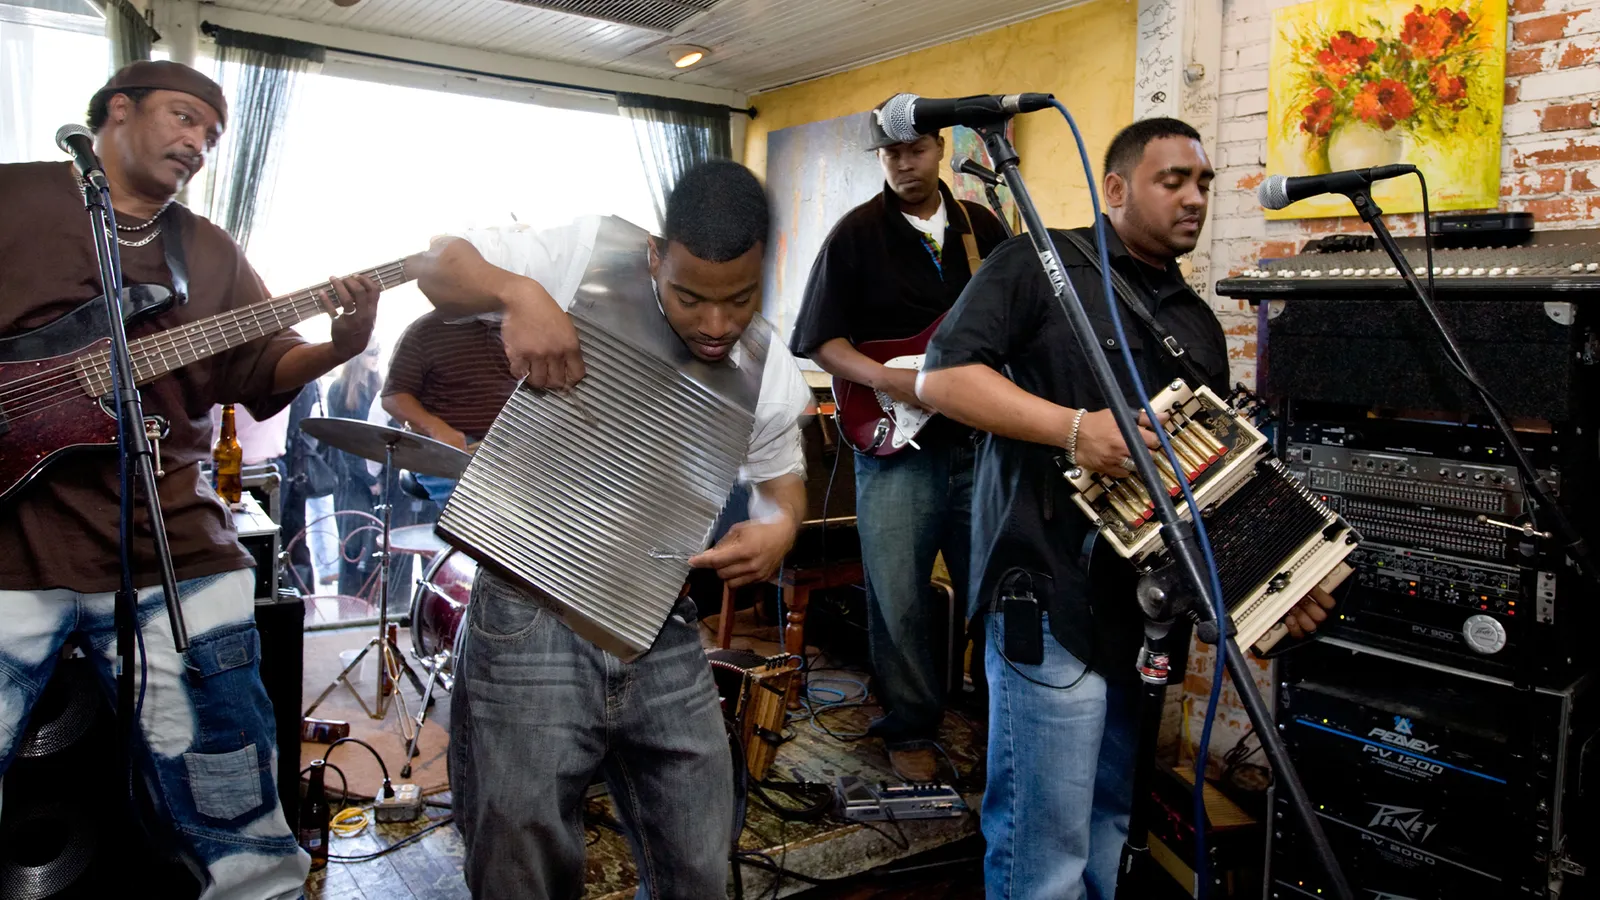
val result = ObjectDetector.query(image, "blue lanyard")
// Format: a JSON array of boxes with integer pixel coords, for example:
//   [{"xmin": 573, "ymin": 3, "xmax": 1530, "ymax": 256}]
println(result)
[{"xmin": 918, "ymin": 232, "xmax": 943, "ymax": 279}]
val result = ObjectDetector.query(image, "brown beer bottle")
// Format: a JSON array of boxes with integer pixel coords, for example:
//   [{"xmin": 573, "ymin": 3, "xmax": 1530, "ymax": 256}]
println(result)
[
  {"xmin": 298, "ymin": 758, "xmax": 331, "ymax": 871},
  {"xmin": 214, "ymin": 403, "xmax": 243, "ymax": 504}
]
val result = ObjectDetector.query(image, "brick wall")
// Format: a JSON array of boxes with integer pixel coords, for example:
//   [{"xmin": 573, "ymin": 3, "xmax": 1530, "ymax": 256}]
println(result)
[
  {"xmin": 1177, "ymin": 0, "xmax": 1598, "ymax": 778},
  {"xmin": 1209, "ymin": 0, "xmax": 1600, "ymax": 388}
]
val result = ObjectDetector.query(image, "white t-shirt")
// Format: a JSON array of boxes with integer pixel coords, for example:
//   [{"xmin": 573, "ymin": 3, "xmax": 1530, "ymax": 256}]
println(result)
[
  {"xmin": 453, "ymin": 217, "xmax": 811, "ymax": 491},
  {"xmin": 901, "ymin": 195, "xmax": 947, "ymax": 244}
]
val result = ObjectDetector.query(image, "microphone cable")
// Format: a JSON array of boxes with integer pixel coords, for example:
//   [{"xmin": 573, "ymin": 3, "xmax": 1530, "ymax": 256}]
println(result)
[{"xmin": 1048, "ymin": 98, "xmax": 1229, "ymax": 899}]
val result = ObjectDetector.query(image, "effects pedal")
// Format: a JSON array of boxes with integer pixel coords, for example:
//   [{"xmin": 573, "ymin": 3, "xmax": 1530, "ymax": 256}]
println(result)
[{"xmin": 835, "ymin": 776, "xmax": 967, "ymax": 822}]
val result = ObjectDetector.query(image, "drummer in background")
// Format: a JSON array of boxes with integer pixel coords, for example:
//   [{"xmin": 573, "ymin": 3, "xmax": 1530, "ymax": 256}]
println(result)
[{"xmin": 380, "ymin": 310, "xmax": 520, "ymax": 501}]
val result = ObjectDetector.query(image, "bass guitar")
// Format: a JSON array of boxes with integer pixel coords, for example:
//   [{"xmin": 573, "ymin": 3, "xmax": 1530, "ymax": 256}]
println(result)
[
  {"xmin": 832, "ymin": 313, "xmax": 944, "ymax": 457},
  {"xmin": 0, "ymin": 259, "xmax": 412, "ymax": 503}
]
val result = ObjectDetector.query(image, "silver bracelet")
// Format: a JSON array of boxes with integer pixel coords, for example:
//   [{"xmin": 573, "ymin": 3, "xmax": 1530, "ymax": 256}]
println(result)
[{"xmin": 1065, "ymin": 408, "xmax": 1087, "ymax": 467}]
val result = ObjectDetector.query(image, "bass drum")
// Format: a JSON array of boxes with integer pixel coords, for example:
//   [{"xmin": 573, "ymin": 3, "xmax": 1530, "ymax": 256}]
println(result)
[{"xmin": 410, "ymin": 548, "xmax": 477, "ymax": 675}]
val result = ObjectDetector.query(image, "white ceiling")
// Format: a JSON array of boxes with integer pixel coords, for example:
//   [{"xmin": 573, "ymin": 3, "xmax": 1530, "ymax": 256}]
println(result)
[{"xmin": 205, "ymin": 0, "xmax": 1093, "ymax": 94}]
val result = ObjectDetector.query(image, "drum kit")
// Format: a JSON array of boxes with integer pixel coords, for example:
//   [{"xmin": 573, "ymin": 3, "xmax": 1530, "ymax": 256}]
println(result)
[{"xmin": 297, "ymin": 417, "xmax": 478, "ymax": 776}]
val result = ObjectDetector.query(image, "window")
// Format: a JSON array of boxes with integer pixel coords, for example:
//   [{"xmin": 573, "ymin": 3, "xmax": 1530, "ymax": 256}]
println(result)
[
  {"xmin": 0, "ymin": 0, "xmax": 108, "ymax": 163},
  {"xmin": 239, "ymin": 64, "xmax": 660, "ymax": 363}
]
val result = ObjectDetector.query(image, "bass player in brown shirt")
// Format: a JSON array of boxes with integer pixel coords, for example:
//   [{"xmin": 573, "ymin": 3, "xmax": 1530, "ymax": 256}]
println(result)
[{"xmin": 0, "ymin": 62, "xmax": 380, "ymax": 898}]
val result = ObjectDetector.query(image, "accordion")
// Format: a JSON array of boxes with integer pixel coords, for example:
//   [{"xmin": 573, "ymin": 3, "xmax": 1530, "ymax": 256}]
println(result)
[
  {"xmin": 437, "ymin": 217, "xmax": 770, "ymax": 660},
  {"xmin": 1063, "ymin": 380, "xmax": 1358, "ymax": 653}
]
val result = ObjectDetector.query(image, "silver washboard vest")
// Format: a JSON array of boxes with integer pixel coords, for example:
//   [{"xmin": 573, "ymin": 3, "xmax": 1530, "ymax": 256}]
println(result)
[{"xmin": 436, "ymin": 216, "xmax": 770, "ymax": 661}]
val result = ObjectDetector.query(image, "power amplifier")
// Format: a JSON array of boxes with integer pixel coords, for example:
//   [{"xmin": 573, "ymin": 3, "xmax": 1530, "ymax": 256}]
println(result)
[
  {"xmin": 1268, "ymin": 640, "xmax": 1596, "ymax": 899},
  {"xmin": 1283, "ymin": 414, "xmax": 1587, "ymax": 677}
]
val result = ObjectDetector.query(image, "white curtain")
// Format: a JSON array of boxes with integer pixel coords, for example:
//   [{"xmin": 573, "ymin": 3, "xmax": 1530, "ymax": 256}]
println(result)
[{"xmin": 0, "ymin": 20, "xmax": 37, "ymax": 163}]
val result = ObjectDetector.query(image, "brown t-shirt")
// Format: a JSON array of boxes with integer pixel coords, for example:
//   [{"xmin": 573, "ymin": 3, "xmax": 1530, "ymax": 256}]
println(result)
[
  {"xmin": 380, "ymin": 310, "xmax": 518, "ymax": 439},
  {"xmin": 0, "ymin": 161, "xmax": 305, "ymax": 592}
]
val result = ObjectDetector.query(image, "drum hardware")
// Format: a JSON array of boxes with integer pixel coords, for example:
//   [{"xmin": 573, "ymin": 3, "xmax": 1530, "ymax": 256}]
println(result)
[
  {"xmin": 299, "ymin": 417, "xmax": 466, "ymax": 744},
  {"xmin": 400, "ymin": 547, "xmax": 475, "ymax": 778}
]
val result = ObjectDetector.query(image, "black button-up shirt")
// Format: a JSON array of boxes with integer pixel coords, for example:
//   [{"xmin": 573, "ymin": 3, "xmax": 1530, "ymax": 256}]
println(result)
[
  {"xmin": 789, "ymin": 179, "xmax": 1010, "ymax": 354},
  {"xmin": 925, "ymin": 217, "xmax": 1229, "ymax": 679}
]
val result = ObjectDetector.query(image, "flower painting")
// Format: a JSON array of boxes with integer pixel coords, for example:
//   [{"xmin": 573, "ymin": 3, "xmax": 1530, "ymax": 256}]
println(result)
[{"xmin": 1266, "ymin": 0, "xmax": 1507, "ymax": 219}]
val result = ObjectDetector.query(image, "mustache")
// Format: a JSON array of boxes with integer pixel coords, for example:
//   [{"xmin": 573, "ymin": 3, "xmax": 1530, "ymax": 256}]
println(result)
[{"xmin": 167, "ymin": 150, "xmax": 203, "ymax": 173}]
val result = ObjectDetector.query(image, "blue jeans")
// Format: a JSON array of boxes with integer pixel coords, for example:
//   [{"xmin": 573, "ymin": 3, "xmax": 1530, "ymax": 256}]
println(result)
[
  {"xmin": 983, "ymin": 611, "xmax": 1138, "ymax": 900},
  {"xmin": 0, "ymin": 570, "xmax": 308, "ymax": 900},
  {"xmin": 854, "ymin": 440, "xmax": 974, "ymax": 745},
  {"xmin": 414, "ymin": 473, "xmax": 457, "ymax": 503},
  {"xmin": 449, "ymin": 570, "xmax": 734, "ymax": 899}
]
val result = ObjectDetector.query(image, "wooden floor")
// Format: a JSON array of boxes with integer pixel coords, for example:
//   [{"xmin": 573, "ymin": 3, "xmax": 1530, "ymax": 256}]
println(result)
[{"xmin": 304, "ymin": 608, "xmax": 987, "ymax": 899}]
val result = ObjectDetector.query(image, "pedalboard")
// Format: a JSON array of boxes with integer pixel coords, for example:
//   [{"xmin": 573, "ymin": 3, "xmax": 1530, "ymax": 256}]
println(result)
[{"xmin": 835, "ymin": 776, "xmax": 967, "ymax": 822}]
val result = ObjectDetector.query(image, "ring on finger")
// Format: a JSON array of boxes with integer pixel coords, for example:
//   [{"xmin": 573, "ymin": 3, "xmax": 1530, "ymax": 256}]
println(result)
[{"xmin": 1119, "ymin": 456, "xmax": 1136, "ymax": 471}]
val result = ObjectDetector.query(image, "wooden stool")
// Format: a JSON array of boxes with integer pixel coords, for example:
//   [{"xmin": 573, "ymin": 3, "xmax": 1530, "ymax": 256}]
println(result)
[{"xmin": 715, "ymin": 560, "xmax": 865, "ymax": 705}]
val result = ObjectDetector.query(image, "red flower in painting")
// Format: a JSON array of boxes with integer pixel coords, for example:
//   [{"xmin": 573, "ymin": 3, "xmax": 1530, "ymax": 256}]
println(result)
[
  {"xmin": 1317, "ymin": 30, "xmax": 1378, "ymax": 76},
  {"xmin": 1352, "ymin": 79, "xmax": 1416, "ymax": 129},
  {"xmin": 1430, "ymin": 66, "xmax": 1467, "ymax": 104},
  {"xmin": 1300, "ymin": 88, "xmax": 1337, "ymax": 135},
  {"xmin": 1401, "ymin": 5, "xmax": 1471, "ymax": 58}
]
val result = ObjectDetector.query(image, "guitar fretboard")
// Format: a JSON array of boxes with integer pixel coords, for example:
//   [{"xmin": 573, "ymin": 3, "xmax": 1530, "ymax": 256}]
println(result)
[{"xmin": 77, "ymin": 259, "xmax": 410, "ymax": 396}]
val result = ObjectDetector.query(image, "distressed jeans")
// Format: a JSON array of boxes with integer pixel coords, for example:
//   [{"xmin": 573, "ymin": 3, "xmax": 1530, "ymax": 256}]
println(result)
[
  {"xmin": 982, "ymin": 611, "xmax": 1138, "ymax": 900},
  {"xmin": 854, "ymin": 439, "xmax": 974, "ymax": 746},
  {"xmin": 0, "ymin": 569, "xmax": 308, "ymax": 900},
  {"xmin": 450, "ymin": 570, "xmax": 734, "ymax": 900}
]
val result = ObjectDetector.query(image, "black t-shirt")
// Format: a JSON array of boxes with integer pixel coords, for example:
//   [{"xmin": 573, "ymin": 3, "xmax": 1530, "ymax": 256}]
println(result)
[
  {"xmin": 924, "ymin": 218, "xmax": 1229, "ymax": 680},
  {"xmin": 788, "ymin": 180, "xmax": 1010, "ymax": 354}
]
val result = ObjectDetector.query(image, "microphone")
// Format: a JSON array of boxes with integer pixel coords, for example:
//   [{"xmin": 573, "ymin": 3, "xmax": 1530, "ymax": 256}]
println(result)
[
  {"xmin": 952, "ymin": 156, "xmax": 1002, "ymax": 186},
  {"xmin": 55, "ymin": 123, "xmax": 109, "ymax": 191},
  {"xmin": 1257, "ymin": 164, "xmax": 1416, "ymax": 210},
  {"xmin": 878, "ymin": 92, "xmax": 1055, "ymax": 144}
]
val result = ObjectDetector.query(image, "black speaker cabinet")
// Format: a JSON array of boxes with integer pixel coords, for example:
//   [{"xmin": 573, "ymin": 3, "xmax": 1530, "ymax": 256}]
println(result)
[{"xmin": 255, "ymin": 591, "xmax": 305, "ymax": 820}]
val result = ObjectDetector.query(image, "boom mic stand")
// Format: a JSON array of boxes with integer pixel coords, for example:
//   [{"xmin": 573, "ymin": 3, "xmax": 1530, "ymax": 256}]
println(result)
[
  {"xmin": 74, "ymin": 156, "xmax": 191, "ymax": 798},
  {"xmin": 970, "ymin": 120, "xmax": 1353, "ymax": 900}
]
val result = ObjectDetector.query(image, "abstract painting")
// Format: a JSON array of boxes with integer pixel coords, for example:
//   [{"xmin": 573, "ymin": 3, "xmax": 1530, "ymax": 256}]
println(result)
[
  {"xmin": 950, "ymin": 123, "xmax": 1021, "ymax": 232},
  {"xmin": 1266, "ymin": 0, "xmax": 1507, "ymax": 218},
  {"xmin": 762, "ymin": 111, "xmax": 883, "ymax": 355}
]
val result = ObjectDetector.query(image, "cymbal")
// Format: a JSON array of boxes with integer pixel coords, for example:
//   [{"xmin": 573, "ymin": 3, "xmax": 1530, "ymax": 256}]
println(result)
[
  {"xmin": 387, "ymin": 524, "xmax": 449, "ymax": 556},
  {"xmin": 300, "ymin": 417, "xmax": 470, "ymax": 480}
]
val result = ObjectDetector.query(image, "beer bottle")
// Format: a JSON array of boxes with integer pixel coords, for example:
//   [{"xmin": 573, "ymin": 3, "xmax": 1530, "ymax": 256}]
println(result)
[
  {"xmin": 213, "ymin": 403, "xmax": 243, "ymax": 504},
  {"xmin": 298, "ymin": 758, "xmax": 331, "ymax": 871}
]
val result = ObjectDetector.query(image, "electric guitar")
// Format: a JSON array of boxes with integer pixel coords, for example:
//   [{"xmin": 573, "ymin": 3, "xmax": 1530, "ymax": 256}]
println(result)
[
  {"xmin": 0, "ymin": 259, "xmax": 412, "ymax": 503},
  {"xmin": 832, "ymin": 314, "xmax": 944, "ymax": 457}
]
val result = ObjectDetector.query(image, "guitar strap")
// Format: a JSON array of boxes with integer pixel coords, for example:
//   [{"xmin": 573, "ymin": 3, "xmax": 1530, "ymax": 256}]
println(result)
[
  {"xmin": 1060, "ymin": 229, "xmax": 1213, "ymax": 390},
  {"xmin": 159, "ymin": 204, "xmax": 190, "ymax": 306},
  {"xmin": 952, "ymin": 199, "xmax": 985, "ymax": 276}
]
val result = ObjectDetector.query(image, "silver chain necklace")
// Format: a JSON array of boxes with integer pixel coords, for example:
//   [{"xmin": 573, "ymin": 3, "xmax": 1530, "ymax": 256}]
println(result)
[{"xmin": 71, "ymin": 171, "xmax": 171, "ymax": 244}]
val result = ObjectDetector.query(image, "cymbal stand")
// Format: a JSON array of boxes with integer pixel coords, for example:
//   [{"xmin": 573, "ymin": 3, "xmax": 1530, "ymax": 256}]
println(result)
[{"xmin": 304, "ymin": 440, "xmax": 426, "ymax": 740}]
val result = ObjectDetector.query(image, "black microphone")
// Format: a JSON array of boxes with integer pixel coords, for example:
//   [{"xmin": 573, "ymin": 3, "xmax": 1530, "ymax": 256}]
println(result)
[
  {"xmin": 55, "ymin": 123, "xmax": 109, "ymax": 191},
  {"xmin": 878, "ymin": 92, "xmax": 1055, "ymax": 143},
  {"xmin": 952, "ymin": 156, "xmax": 1002, "ymax": 186},
  {"xmin": 1257, "ymin": 164, "xmax": 1417, "ymax": 210}
]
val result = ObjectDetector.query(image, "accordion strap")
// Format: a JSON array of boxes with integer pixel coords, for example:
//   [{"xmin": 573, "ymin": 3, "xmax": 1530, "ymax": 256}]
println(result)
[{"xmin": 1060, "ymin": 229, "xmax": 1212, "ymax": 390}]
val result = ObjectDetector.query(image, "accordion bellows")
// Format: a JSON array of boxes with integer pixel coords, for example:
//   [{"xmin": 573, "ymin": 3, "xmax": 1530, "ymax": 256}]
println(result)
[{"xmin": 437, "ymin": 216, "xmax": 770, "ymax": 660}]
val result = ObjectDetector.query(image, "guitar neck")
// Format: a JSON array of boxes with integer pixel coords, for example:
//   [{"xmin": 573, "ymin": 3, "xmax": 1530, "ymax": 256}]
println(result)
[{"xmin": 81, "ymin": 259, "xmax": 410, "ymax": 395}]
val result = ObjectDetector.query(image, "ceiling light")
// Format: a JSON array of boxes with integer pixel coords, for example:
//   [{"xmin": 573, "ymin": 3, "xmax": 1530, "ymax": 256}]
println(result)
[{"xmin": 668, "ymin": 45, "xmax": 708, "ymax": 68}]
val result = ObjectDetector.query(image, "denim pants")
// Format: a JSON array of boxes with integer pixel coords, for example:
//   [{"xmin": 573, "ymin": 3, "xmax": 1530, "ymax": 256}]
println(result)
[
  {"xmin": 414, "ymin": 473, "xmax": 457, "ymax": 504},
  {"xmin": 854, "ymin": 440, "xmax": 974, "ymax": 746},
  {"xmin": 0, "ymin": 569, "xmax": 308, "ymax": 900},
  {"xmin": 449, "ymin": 570, "xmax": 734, "ymax": 900},
  {"xmin": 982, "ymin": 611, "xmax": 1138, "ymax": 900}
]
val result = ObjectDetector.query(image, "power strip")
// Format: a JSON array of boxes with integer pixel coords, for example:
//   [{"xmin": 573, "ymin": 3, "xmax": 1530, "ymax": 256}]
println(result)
[{"xmin": 373, "ymin": 783, "xmax": 423, "ymax": 823}]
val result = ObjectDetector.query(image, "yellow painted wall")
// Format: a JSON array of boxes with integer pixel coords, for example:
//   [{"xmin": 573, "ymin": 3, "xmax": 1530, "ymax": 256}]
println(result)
[{"xmin": 744, "ymin": 0, "xmax": 1137, "ymax": 229}]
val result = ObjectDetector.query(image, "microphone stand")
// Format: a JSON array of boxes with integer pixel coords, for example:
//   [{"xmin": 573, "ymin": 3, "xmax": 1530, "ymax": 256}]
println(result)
[
  {"xmin": 971, "ymin": 121, "xmax": 1352, "ymax": 900},
  {"xmin": 76, "ymin": 176, "xmax": 191, "ymax": 799},
  {"xmin": 953, "ymin": 158, "xmax": 1016, "ymax": 239}
]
